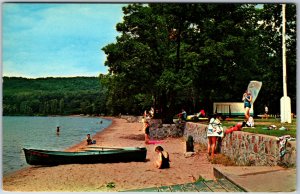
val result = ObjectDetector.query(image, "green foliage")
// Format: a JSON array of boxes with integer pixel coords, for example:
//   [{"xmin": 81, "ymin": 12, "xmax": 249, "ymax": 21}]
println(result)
[
  {"xmin": 106, "ymin": 182, "xmax": 116, "ymax": 189},
  {"xmin": 195, "ymin": 176, "xmax": 206, "ymax": 182},
  {"xmin": 3, "ymin": 77, "xmax": 108, "ymax": 116},
  {"xmin": 102, "ymin": 3, "xmax": 296, "ymax": 122},
  {"xmin": 4, "ymin": 4, "xmax": 296, "ymax": 122},
  {"xmin": 253, "ymin": 4, "xmax": 296, "ymax": 115}
]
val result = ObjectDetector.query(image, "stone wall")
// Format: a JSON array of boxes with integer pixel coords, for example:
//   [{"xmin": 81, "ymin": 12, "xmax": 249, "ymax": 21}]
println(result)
[
  {"xmin": 221, "ymin": 132, "xmax": 296, "ymax": 166},
  {"xmin": 184, "ymin": 122, "xmax": 297, "ymax": 167},
  {"xmin": 119, "ymin": 116, "xmax": 296, "ymax": 167},
  {"xmin": 120, "ymin": 116, "xmax": 184, "ymax": 139},
  {"xmin": 148, "ymin": 119, "xmax": 185, "ymax": 139},
  {"xmin": 120, "ymin": 115, "xmax": 143, "ymax": 123}
]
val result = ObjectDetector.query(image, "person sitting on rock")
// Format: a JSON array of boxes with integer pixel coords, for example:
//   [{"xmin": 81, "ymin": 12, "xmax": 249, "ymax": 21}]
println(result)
[{"xmin": 178, "ymin": 109, "xmax": 187, "ymax": 122}]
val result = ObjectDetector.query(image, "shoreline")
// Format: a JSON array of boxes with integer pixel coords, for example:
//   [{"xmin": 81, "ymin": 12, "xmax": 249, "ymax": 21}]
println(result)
[
  {"xmin": 65, "ymin": 116, "xmax": 115, "ymax": 152},
  {"xmin": 2, "ymin": 116, "xmax": 113, "ymax": 177},
  {"xmin": 2, "ymin": 115, "xmax": 112, "ymax": 177},
  {"xmin": 3, "ymin": 117, "xmax": 217, "ymax": 192}
]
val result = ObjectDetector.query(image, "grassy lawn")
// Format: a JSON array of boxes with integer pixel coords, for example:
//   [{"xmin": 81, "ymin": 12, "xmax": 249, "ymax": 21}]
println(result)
[{"xmin": 222, "ymin": 117, "xmax": 297, "ymax": 138}]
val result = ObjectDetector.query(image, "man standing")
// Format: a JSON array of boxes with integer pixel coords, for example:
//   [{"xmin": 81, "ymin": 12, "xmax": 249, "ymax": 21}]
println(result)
[{"xmin": 264, "ymin": 105, "xmax": 269, "ymax": 119}]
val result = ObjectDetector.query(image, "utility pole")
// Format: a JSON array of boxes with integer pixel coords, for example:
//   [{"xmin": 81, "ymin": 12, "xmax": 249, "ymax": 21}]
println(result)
[{"xmin": 280, "ymin": 4, "xmax": 291, "ymax": 123}]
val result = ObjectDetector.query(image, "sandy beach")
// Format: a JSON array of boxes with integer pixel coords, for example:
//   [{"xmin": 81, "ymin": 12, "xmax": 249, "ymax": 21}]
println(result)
[{"xmin": 2, "ymin": 117, "xmax": 218, "ymax": 192}]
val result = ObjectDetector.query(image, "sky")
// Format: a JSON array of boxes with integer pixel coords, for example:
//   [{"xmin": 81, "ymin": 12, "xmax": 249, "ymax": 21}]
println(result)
[{"xmin": 2, "ymin": 3, "xmax": 125, "ymax": 78}]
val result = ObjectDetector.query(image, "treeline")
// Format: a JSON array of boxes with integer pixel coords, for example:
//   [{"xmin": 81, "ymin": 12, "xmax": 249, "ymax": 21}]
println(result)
[
  {"xmin": 3, "ymin": 4, "xmax": 297, "ymax": 121},
  {"xmin": 101, "ymin": 3, "xmax": 296, "ymax": 122},
  {"xmin": 3, "ymin": 77, "xmax": 108, "ymax": 116}
]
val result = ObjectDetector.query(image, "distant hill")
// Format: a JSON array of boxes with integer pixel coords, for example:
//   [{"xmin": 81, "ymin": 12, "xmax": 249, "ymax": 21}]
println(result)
[
  {"xmin": 2, "ymin": 76, "xmax": 108, "ymax": 116},
  {"xmin": 3, "ymin": 76, "xmax": 101, "ymax": 94}
]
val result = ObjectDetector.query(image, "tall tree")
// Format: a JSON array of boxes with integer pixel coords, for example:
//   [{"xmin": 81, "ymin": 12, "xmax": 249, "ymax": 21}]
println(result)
[
  {"xmin": 102, "ymin": 3, "xmax": 296, "ymax": 121},
  {"xmin": 254, "ymin": 4, "xmax": 296, "ymax": 114}
]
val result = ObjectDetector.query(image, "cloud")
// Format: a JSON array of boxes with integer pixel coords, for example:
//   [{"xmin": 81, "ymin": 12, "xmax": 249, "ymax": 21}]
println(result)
[{"xmin": 2, "ymin": 3, "xmax": 125, "ymax": 78}]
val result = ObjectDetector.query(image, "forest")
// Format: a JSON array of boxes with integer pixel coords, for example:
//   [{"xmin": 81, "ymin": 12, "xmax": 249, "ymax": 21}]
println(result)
[
  {"xmin": 2, "ymin": 4, "xmax": 297, "ymax": 122},
  {"xmin": 101, "ymin": 3, "xmax": 296, "ymax": 122},
  {"xmin": 2, "ymin": 77, "xmax": 107, "ymax": 116}
]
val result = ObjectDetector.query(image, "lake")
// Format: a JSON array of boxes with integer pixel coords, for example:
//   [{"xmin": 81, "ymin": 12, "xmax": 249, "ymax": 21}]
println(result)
[{"xmin": 2, "ymin": 116, "xmax": 111, "ymax": 175}]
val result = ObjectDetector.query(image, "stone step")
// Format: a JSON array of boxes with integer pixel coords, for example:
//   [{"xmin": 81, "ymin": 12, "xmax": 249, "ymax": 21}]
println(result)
[
  {"xmin": 216, "ymin": 178, "xmax": 245, "ymax": 192},
  {"xmin": 213, "ymin": 166, "xmax": 297, "ymax": 192},
  {"xmin": 122, "ymin": 179, "xmax": 246, "ymax": 192},
  {"xmin": 203, "ymin": 180, "xmax": 228, "ymax": 192}
]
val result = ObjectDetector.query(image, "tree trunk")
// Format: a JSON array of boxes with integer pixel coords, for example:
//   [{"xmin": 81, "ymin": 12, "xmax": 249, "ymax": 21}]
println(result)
[{"xmin": 160, "ymin": 91, "xmax": 176, "ymax": 124}]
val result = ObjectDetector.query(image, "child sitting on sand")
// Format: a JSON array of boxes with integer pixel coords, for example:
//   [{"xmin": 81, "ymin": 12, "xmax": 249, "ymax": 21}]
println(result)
[
  {"xmin": 86, "ymin": 134, "xmax": 92, "ymax": 145},
  {"xmin": 154, "ymin": 146, "xmax": 170, "ymax": 169}
]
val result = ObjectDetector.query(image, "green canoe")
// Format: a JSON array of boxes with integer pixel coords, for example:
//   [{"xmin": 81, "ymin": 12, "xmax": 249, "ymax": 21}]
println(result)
[{"xmin": 23, "ymin": 147, "xmax": 147, "ymax": 165}]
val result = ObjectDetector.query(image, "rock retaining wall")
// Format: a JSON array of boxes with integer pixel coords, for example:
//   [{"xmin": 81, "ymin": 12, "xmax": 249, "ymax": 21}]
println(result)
[
  {"xmin": 148, "ymin": 119, "xmax": 185, "ymax": 139},
  {"xmin": 120, "ymin": 115, "xmax": 143, "ymax": 123},
  {"xmin": 119, "ymin": 116, "xmax": 296, "ymax": 167},
  {"xmin": 184, "ymin": 122, "xmax": 297, "ymax": 167},
  {"xmin": 120, "ymin": 116, "xmax": 184, "ymax": 139}
]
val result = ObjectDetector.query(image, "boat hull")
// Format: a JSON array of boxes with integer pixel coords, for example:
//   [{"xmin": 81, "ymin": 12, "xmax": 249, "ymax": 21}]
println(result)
[{"xmin": 23, "ymin": 147, "xmax": 147, "ymax": 165}]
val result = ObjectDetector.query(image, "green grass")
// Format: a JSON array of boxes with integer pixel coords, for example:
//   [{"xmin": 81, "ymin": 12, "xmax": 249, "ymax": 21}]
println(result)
[
  {"xmin": 222, "ymin": 118, "xmax": 297, "ymax": 138},
  {"xmin": 106, "ymin": 182, "xmax": 116, "ymax": 189},
  {"xmin": 195, "ymin": 176, "xmax": 206, "ymax": 182}
]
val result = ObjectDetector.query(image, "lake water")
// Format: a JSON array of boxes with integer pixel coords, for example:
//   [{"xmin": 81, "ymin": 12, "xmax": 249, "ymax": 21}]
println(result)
[{"xmin": 2, "ymin": 116, "xmax": 111, "ymax": 175}]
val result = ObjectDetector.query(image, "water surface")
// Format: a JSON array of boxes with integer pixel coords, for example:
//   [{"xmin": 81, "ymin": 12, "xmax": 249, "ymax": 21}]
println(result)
[{"xmin": 2, "ymin": 116, "xmax": 111, "ymax": 175}]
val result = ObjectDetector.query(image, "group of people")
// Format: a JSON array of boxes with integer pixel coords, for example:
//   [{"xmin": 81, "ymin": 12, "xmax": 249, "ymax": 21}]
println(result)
[
  {"xmin": 206, "ymin": 89, "xmax": 257, "ymax": 160},
  {"xmin": 84, "ymin": 89, "xmax": 257, "ymax": 168},
  {"xmin": 55, "ymin": 126, "xmax": 96, "ymax": 146},
  {"xmin": 177, "ymin": 108, "xmax": 206, "ymax": 122}
]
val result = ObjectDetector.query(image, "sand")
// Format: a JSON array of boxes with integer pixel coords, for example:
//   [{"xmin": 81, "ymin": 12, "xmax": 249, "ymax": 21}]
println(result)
[{"xmin": 2, "ymin": 117, "xmax": 218, "ymax": 192}]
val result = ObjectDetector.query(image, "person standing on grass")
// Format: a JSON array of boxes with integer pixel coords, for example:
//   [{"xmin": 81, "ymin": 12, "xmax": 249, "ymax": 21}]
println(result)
[
  {"xmin": 242, "ymin": 90, "xmax": 252, "ymax": 122},
  {"xmin": 264, "ymin": 105, "xmax": 269, "ymax": 118}
]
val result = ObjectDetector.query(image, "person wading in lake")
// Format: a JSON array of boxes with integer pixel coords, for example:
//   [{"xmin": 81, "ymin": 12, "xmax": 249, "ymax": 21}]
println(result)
[{"xmin": 56, "ymin": 126, "xmax": 60, "ymax": 136}]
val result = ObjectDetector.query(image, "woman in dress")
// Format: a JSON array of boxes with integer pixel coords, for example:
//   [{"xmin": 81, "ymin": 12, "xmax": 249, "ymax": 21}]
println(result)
[{"xmin": 207, "ymin": 114, "xmax": 223, "ymax": 160}]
